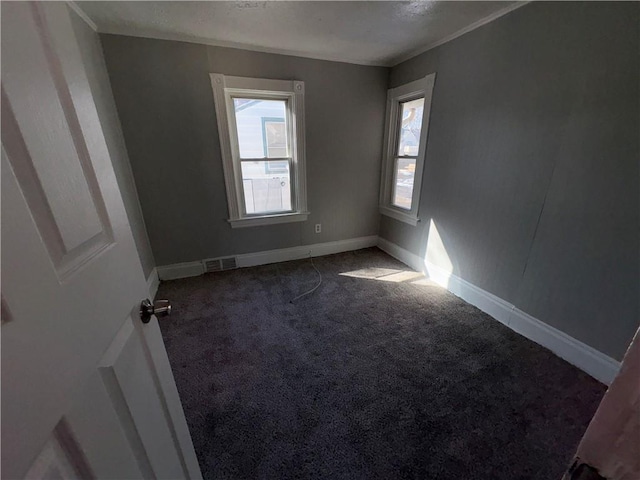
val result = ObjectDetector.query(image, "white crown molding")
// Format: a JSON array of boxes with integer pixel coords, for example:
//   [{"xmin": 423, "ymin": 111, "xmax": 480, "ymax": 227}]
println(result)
[
  {"xmin": 390, "ymin": 1, "xmax": 531, "ymax": 66},
  {"xmin": 66, "ymin": 1, "xmax": 98, "ymax": 32},
  {"xmin": 64, "ymin": 1, "xmax": 529, "ymax": 68},
  {"xmin": 377, "ymin": 237, "xmax": 621, "ymax": 385},
  {"xmin": 90, "ymin": 25, "xmax": 390, "ymax": 67}
]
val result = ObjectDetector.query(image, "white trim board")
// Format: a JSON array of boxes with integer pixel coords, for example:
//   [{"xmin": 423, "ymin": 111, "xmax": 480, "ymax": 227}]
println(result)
[
  {"xmin": 237, "ymin": 235, "xmax": 378, "ymax": 268},
  {"xmin": 146, "ymin": 267, "xmax": 159, "ymax": 300},
  {"xmin": 377, "ymin": 237, "xmax": 621, "ymax": 385},
  {"xmin": 377, "ymin": 237, "xmax": 424, "ymax": 273},
  {"xmin": 156, "ymin": 235, "xmax": 378, "ymax": 281},
  {"xmin": 157, "ymin": 261, "xmax": 205, "ymax": 282},
  {"xmin": 66, "ymin": 1, "xmax": 98, "ymax": 32}
]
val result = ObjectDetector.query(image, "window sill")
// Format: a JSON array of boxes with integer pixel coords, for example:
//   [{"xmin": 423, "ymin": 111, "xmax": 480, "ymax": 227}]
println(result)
[
  {"xmin": 379, "ymin": 206, "xmax": 420, "ymax": 226},
  {"xmin": 228, "ymin": 212, "xmax": 309, "ymax": 228}
]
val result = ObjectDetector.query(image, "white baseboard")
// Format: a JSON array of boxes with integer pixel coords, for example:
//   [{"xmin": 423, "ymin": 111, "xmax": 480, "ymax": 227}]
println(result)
[
  {"xmin": 155, "ymin": 235, "xmax": 620, "ymax": 384},
  {"xmin": 377, "ymin": 237, "xmax": 425, "ymax": 272},
  {"xmin": 507, "ymin": 307, "xmax": 621, "ymax": 387},
  {"xmin": 377, "ymin": 237, "xmax": 621, "ymax": 385},
  {"xmin": 426, "ymin": 260, "xmax": 514, "ymax": 327},
  {"xmin": 146, "ymin": 268, "xmax": 160, "ymax": 299},
  {"xmin": 236, "ymin": 235, "xmax": 379, "ymax": 268},
  {"xmin": 157, "ymin": 235, "xmax": 379, "ymax": 281},
  {"xmin": 157, "ymin": 261, "xmax": 205, "ymax": 281}
]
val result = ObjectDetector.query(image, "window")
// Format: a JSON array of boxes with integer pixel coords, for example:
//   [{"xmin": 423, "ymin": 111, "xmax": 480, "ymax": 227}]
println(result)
[
  {"xmin": 379, "ymin": 74, "xmax": 435, "ymax": 226},
  {"xmin": 210, "ymin": 74, "xmax": 308, "ymax": 228}
]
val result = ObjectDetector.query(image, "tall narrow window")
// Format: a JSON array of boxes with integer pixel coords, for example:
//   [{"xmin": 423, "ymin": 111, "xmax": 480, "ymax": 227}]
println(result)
[
  {"xmin": 233, "ymin": 98, "xmax": 291, "ymax": 214},
  {"xmin": 210, "ymin": 75, "xmax": 308, "ymax": 228},
  {"xmin": 393, "ymin": 97, "xmax": 425, "ymax": 210},
  {"xmin": 379, "ymin": 74, "xmax": 435, "ymax": 226}
]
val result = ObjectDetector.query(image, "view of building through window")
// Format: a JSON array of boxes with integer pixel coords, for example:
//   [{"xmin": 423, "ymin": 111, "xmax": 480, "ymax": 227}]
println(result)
[
  {"xmin": 233, "ymin": 98, "xmax": 291, "ymax": 214},
  {"xmin": 393, "ymin": 97, "xmax": 424, "ymax": 210}
]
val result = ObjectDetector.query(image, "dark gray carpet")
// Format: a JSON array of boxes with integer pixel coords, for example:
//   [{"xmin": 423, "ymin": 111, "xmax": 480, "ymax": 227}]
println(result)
[{"xmin": 158, "ymin": 248, "xmax": 605, "ymax": 480}]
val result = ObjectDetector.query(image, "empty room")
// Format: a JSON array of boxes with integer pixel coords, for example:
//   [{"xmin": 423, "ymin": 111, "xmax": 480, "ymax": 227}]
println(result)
[{"xmin": 2, "ymin": 1, "xmax": 638, "ymax": 479}]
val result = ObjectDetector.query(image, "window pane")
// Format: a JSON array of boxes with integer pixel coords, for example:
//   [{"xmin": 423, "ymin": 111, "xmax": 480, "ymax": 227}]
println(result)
[
  {"xmin": 233, "ymin": 98, "xmax": 288, "ymax": 159},
  {"xmin": 397, "ymin": 97, "xmax": 424, "ymax": 157},
  {"xmin": 241, "ymin": 160, "xmax": 291, "ymax": 214},
  {"xmin": 392, "ymin": 157, "xmax": 416, "ymax": 210},
  {"xmin": 263, "ymin": 120, "xmax": 287, "ymax": 158}
]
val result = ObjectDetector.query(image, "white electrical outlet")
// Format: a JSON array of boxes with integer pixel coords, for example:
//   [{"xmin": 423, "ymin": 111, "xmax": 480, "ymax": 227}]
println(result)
[{"xmin": 315, "ymin": 224, "xmax": 321, "ymax": 234}]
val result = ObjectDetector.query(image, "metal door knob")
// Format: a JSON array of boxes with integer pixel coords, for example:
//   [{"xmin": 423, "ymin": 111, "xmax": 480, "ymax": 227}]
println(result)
[{"xmin": 140, "ymin": 298, "xmax": 171, "ymax": 324}]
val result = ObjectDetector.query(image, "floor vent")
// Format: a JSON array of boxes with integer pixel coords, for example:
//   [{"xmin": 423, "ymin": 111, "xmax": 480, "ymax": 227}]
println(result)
[
  {"xmin": 221, "ymin": 257, "xmax": 237, "ymax": 270},
  {"xmin": 203, "ymin": 257, "xmax": 237, "ymax": 273}
]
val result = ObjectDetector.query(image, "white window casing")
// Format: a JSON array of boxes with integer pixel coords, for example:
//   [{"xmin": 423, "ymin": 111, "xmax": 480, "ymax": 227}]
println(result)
[
  {"xmin": 210, "ymin": 74, "xmax": 308, "ymax": 228},
  {"xmin": 379, "ymin": 73, "xmax": 436, "ymax": 226}
]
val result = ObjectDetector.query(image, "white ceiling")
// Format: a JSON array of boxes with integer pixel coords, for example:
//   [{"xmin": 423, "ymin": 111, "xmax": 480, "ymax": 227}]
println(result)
[{"xmin": 75, "ymin": 1, "xmax": 525, "ymax": 67}]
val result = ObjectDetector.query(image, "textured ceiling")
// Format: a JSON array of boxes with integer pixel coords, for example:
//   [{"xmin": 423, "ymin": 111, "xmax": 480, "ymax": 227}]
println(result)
[{"xmin": 76, "ymin": 1, "xmax": 525, "ymax": 67}]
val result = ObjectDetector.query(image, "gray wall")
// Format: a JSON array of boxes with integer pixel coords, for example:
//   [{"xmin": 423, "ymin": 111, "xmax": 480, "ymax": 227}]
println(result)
[
  {"xmin": 69, "ymin": 9, "xmax": 156, "ymax": 278},
  {"xmin": 100, "ymin": 35, "xmax": 388, "ymax": 267},
  {"xmin": 381, "ymin": 1, "xmax": 639, "ymax": 360}
]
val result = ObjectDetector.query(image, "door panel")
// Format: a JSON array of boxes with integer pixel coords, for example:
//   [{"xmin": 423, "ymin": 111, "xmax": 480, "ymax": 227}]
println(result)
[
  {"xmin": 1, "ymin": 3, "xmax": 113, "ymax": 278},
  {"xmin": 64, "ymin": 372, "xmax": 144, "ymax": 480},
  {"xmin": 99, "ymin": 317, "xmax": 184, "ymax": 479},
  {"xmin": 2, "ymin": 3, "xmax": 106, "ymax": 250},
  {"xmin": 1, "ymin": 2, "xmax": 201, "ymax": 478},
  {"xmin": 25, "ymin": 421, "xmax": 94, "ymax": 480},
  {"xmin": 139, "ymin": 320, "xmax": 202, "ymax": 479}
]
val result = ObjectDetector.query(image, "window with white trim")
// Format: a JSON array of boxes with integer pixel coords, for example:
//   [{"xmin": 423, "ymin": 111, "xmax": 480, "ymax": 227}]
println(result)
[
  {"xmin": 379, "ymin": 74, "xmax": 436, "ymax": 226},
  {"xmin": 210, "ymin": 74, "xmax": 308, "ymax": 228}
]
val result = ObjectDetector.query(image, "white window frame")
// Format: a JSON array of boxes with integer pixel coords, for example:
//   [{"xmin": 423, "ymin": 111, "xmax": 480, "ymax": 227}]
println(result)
[
  {"xmin": 210, "ymin": 74, "xmax": 308, "ymax": 228},
  {"xmin": 379, "ymin": 73, "xmax": 436, "ymax": 226}
]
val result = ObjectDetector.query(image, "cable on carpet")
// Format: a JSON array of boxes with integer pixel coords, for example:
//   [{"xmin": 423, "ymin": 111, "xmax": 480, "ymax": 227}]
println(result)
[{"xmin": 290, "ymin": 254, "xmax": 322, "ymax": 303}]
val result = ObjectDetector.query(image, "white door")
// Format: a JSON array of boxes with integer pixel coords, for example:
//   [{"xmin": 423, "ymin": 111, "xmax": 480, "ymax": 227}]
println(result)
[{"xmin": 1, "ymin": 2, "xmax": 202, "ymax": 479}]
